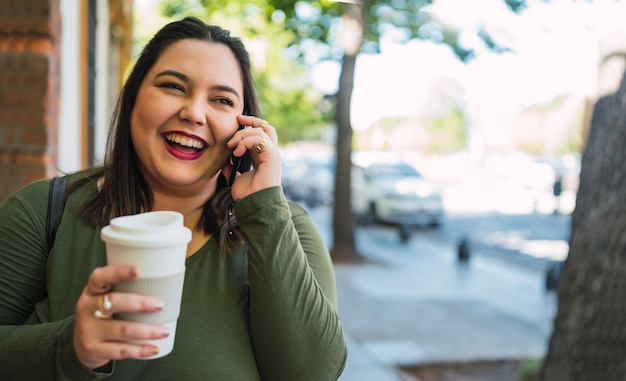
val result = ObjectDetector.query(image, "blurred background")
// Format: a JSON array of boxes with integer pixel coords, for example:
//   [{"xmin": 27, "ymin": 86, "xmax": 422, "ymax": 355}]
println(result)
[{"xmin": 2, "ymin": 0, "xmax": 625, "ymax": 380}]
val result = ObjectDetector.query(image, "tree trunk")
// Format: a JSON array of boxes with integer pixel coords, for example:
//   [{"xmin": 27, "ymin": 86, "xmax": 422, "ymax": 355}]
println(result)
[
  {"xmin": 330, "ymin": 2, "xmax": 364, "ymax": 263},
  {"xmin": 330, "ymin": 53, "xmax": 361, "ymax": 263},
  {"xmin": 537, "ymin": 64, "xmax": 626, "ymax": 380}
]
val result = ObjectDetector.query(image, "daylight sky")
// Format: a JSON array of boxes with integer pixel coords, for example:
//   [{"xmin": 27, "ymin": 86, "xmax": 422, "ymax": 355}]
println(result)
[{"xmin": 345, "ymin": 0, "xmax": 626, "ymax": 129}]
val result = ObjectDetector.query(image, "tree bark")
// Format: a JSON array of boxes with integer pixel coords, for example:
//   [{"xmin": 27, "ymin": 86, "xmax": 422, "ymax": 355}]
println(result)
[
  {"xmin": 538, "ymin": 64, "xmax": 626, "ymax": 380},
  {"xmin": 330, "ymin": 2, "xmax": 364, "ymax": 263},
  {"xmin": 330, "ymin": 53, "xmax": 361, "ymax": 263}
]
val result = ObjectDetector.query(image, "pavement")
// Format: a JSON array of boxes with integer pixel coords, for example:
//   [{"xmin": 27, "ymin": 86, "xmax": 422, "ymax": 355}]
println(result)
[{"xmin": 306, "ymin": 207, "xmax": 558, "ymax": 381}]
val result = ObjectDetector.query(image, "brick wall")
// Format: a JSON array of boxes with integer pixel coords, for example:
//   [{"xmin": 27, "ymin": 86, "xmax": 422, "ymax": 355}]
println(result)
[{"xmin": 0, "ymin": 0, "xmax": 61, "ymax": 201}]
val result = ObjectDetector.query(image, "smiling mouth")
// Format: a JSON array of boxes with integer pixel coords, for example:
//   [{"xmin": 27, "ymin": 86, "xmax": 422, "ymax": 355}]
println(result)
[{"xmin": 163, "ymin": 133, "xmax": 206, "ymax": 153}]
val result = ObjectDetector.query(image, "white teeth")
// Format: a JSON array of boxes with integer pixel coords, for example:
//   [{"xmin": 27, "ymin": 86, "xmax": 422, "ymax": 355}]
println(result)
[{"xmin": 165, "ymin": 133, "xmax": 205, "ymax": 150}]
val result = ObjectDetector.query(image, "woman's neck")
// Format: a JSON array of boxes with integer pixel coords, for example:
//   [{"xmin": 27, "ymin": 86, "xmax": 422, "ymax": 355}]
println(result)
[{"xmin": 151, "ymin": 181, "xmax": 218, "ymax": 257}]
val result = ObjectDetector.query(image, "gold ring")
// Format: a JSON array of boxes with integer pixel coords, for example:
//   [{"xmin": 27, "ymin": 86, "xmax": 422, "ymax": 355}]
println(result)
[
  {"xmin": 94, "ymin": 294, "xmax": 113, "ymax": 319},
  {"xmin": 254, "ymin": 139, "xmax": 267, "ymax": 153}
]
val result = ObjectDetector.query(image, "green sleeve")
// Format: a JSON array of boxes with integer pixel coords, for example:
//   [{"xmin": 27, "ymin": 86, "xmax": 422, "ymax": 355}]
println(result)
[
  {"xmin": 0, "ymin": 180, "xmax": 111, "ymax": 380},
  {"xmin": 234, "ymin": 187, "xmax": 347, "ymax": 381}
]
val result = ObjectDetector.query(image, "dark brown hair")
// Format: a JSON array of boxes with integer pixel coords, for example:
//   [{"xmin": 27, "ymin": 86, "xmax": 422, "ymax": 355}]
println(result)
[{"xmin": 76, "ymin": 17, "xmax": 259, "ymax": 252}]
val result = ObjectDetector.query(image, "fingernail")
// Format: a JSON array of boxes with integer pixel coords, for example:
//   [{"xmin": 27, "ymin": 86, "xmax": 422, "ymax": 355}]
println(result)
[
  {"xmin": 151, "ymin": 346, "xmax": 160, "ymax": 355},
  {"xmin": 153, "ymin": 301, "xmax": 165, "ymax": 311},
  {"xmin": 129, "ymin": 268, "xmax": 138, "ymax": 277},
  {"xmin": 159, "ymin": 326, "xmax": 171, "ymax": 337}
]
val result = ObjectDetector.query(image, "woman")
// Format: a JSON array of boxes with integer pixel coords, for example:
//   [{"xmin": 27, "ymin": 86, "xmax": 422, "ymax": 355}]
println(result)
[{"xmin": 0, "ymin": 17, "xmax": 347, "ymax": 380}]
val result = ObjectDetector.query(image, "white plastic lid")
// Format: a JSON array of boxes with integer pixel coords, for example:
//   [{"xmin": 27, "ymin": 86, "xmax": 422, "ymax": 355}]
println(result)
[{"xmin": 101, "ymin": 211, "xmax": 192, "ymax": 247}]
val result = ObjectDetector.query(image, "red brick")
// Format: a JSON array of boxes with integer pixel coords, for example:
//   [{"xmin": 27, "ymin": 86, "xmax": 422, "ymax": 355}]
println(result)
[
  {"xmin": 21, "ymin": 165, "xmax": 47, "ymax": 186},
  {"xmin": 0, "ymin": 0, "xmax": 61, "ymax": 200},
  {"xmin": 19, "ymin": 127, "xmax": 48, "ymax": 148},
  {"xmin": 15, "ymin": 151, "xmax": 46, "ymax": 164},
  {"xmin": 2, "ymin": 127, "xmax": 16, "ymax": 145}
]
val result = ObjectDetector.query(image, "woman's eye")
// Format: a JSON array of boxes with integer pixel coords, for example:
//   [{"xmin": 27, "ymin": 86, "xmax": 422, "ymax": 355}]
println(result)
[
  {"xmin": 214, "ymin": 98, "xmax": 234, "ymax": 107},
  {"xmin": 159, "ymin": 82, "xmax": 185, "ymax": 92}
]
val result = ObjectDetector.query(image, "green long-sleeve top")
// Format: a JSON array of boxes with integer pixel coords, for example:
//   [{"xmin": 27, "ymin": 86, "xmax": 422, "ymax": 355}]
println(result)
[{"xmin": 0, "ymin": 174, "xmax": 347, "ymax": 380}]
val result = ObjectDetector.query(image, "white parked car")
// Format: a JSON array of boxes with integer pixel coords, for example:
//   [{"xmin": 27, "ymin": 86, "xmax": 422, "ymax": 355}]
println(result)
[{"xmin": 352, "ymin": 161, "xmax": 444, "ymax": 233}]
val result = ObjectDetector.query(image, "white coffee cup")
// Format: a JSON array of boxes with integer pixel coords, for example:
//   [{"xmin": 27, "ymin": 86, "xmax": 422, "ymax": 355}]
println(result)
[{"xmin": 100, "ymin": 211, "xmax": 191, "ymax": 358}]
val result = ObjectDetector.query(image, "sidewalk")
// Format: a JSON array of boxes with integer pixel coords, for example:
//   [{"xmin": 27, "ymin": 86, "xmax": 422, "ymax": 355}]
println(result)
[{"xmin": 323, "ymin": 223, "xmax": 557, "ymax": 380}]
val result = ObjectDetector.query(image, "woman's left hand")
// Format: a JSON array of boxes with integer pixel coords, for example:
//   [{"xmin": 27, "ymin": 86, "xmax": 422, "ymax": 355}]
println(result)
[{"xmin": 225, "ymin": 115, "xmax": 281, "ymax": 201}]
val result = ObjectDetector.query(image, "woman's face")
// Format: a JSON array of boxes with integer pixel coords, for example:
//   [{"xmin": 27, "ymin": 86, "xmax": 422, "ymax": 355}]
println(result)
[{"xmin": 130, "ymin": 38, "xmax": 244, "ymax": 195}]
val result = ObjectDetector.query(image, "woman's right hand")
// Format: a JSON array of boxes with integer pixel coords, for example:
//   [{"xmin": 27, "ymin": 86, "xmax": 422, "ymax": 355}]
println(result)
[{"xmin": 73, "ymin": 265, "xmax": 170, "ymax": 370}]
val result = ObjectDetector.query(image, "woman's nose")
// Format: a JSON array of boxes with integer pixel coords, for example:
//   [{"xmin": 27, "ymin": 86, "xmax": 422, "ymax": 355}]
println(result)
[{"xmin": 179, "ymin": 97, "xmax": 207, "ymax": 126}]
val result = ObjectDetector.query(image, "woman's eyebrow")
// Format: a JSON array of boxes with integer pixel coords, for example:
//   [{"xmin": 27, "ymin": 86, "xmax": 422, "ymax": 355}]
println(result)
[
  {"xmin": 155, "ymin": 70, "xmax": 240, "ymax": 99},
  {"xmin": 212, "ymin": 85, "xmax": 240, "ymax": 100},
  {"xmin": 155, "ymin": 69, "xmax": 189, "ymax": 82}
]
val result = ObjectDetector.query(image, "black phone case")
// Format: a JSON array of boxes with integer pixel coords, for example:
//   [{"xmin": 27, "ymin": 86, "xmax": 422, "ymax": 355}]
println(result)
[{"xmin": 228, "ymin": 124, "xmax": 253, "ymax": 186}]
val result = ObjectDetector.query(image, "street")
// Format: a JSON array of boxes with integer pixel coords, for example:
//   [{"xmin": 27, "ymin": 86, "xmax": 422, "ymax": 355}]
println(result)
[
  {"xmin": 304, "ymin": 179, "xmax": 573, "ymax": 274},
  {"xmin": 300, "ymin": 189, "xmax": 564, "ymax": 380}
]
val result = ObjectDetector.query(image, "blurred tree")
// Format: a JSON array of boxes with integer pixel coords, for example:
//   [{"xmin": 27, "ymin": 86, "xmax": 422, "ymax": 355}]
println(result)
[
  {"xmin": 536, "ymin": 53, "xmax": 626, "ymax": 380},
  {"xmin": 265, "ymin": 0, "xmax": 525, "ymax": 262},
  {"xmin": 158, "ymin": 0, "xmax": 332, "ymax": 142}
]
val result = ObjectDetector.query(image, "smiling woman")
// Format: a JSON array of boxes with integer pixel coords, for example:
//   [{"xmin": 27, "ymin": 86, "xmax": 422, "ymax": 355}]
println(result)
[
  {"xmin": 0, "ymin": 17, "xmax": 347, "ymax": 380},
  {"xmin": 130, "ymin": 39, "xmax": 244, "ymax": 190}
]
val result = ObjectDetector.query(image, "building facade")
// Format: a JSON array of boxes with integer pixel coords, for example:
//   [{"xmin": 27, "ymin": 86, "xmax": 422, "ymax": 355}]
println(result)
[{"xmin": 0, "ymin": 0, "xmax": 133, "ymax": 200}]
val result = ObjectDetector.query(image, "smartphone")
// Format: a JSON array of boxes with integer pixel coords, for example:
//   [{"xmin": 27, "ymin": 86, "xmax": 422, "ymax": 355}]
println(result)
[{"xmin": 228, "ymin": 124, "xmax": 253, "ymax": 186}]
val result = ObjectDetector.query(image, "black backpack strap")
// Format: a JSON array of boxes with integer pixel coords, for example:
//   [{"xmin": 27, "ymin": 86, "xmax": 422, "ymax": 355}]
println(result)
[{"xmin": 46, "ymin": 175, "xmax": 69, "ymax": 252}]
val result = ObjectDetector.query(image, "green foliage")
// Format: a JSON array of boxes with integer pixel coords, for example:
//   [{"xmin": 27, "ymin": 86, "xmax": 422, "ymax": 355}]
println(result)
[
  {"xmin": 505, "ymin": 0, "xmax": 528, "ymax": 12},
  {"xmin": 425, "ymin": 106, "xmax": 467, "ymax": 152},
  {"xmin": 517, "ymin": 358, "xmax": 542, "ymax": 380},
  {"xmin": 559, "ymin": 105, "xmax": 585, "ymax": 155},
  {"xmin": 269, "ymin": 0, "xmax": 527, "ymax": 64},
  {"xmin": 274, "ymin": 0, "xmax": 437, "ymax": 61},
  {"xmin": 518, "ymin": 142, "xmax": 545, "ymax": 155},
  {"xmin": 256, "ymin": 68, "xmax": 331, "ymax": 142}
]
